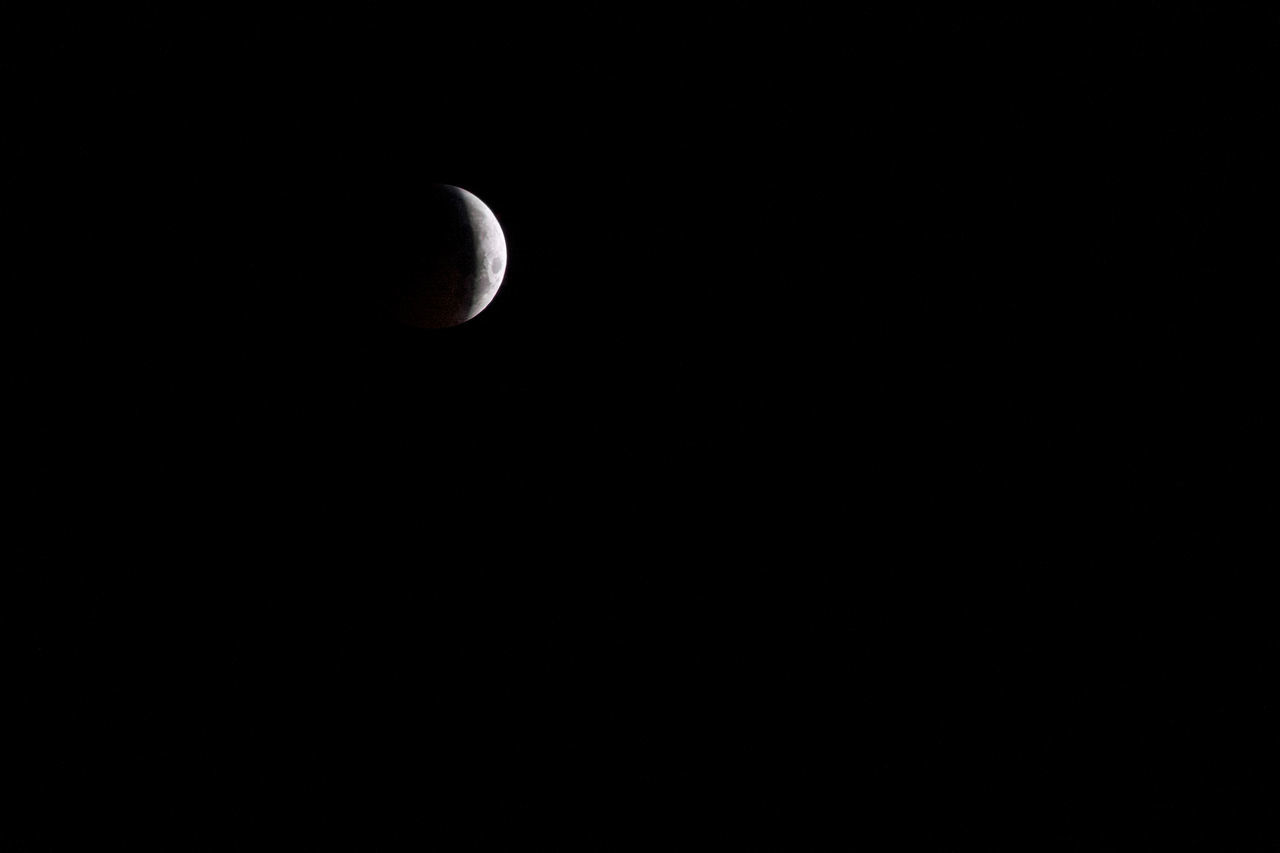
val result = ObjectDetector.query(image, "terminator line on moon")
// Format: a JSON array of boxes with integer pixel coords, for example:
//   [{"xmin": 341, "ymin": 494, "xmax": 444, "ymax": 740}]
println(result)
[{"xmin": 394, "ymin": 185, "xmax": 507, "ymax": 329}]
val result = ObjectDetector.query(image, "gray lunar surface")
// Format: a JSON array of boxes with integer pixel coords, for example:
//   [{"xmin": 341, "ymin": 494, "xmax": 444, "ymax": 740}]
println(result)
[{"xmin": 397, "ymin": 185, "xmax": 506, "ymax": 328}]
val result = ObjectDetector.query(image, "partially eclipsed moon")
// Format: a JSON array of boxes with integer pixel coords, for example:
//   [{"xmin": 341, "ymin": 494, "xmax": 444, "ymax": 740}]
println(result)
[{"xmin": 396, "ymin": 185, "xmax": 507, "ymax": 329}]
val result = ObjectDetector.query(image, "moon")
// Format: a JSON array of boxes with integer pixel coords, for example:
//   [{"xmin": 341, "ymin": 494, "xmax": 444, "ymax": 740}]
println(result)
[{"xmin": 394, "ymin": 185, "xmax": 507, "ymax": 329}]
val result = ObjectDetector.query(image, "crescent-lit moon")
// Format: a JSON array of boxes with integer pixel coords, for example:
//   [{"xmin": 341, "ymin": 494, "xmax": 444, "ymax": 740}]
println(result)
[{"xmin": 396, "ymin": 185, "xmax": 507, "ymax": 329}]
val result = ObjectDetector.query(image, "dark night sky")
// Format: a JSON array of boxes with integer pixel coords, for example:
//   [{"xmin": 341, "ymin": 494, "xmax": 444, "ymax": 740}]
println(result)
[{"xmin": 9, "ymin": 8, "xmax": 1279, "ymax": 850}]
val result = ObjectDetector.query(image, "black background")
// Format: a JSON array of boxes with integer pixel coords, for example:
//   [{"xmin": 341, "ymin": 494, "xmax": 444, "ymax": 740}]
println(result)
[{"xmin": 8, "ymin": 7, "xmax": 1278, "ymax": 850}]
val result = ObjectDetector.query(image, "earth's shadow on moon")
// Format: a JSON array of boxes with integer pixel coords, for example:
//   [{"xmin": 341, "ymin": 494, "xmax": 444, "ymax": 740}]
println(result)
[{"xmin": 364, "ymin": 184, "xmax": 506, "ymax": 331}]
